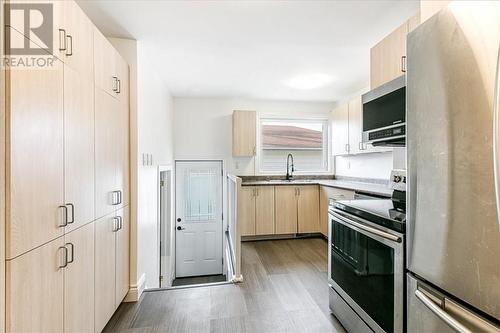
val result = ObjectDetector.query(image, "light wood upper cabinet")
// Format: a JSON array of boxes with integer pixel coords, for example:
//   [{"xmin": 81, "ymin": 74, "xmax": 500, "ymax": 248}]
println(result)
[
  {"xmin": 62, "ymin": 0, "xmax": 94, "ymax": 76},
  {"xmin": 232, "ymin": 111, "xmax": 256, "ymax": 156},
  {"xmin": 255, "ymin": 186, "xmax": 275, "ymax": 235},
  {"xmin": 7, "ymin": 58, "xmax": 64, "ymax": 259},
  {"xmin": 370, "ymin": 21, "xmax": 408, "ymax": 89},
  {"xmin": 297, "ymin": 186, "xmax": 319, "ymax": 233},
  {"xmin": 115, "ymin": 207, "xmax": 130, "ymax": 305},
  {"xmin": 370, "ymin": 13, "xmax": 421, "ymax": 89},
  {"xmin": 94, "ymin": 213, "xmax": 116, "ymax": 333},
  {"xmin": 94, "ymin": 28, "xmax": 117, "ymax": 96},
  {"xmin": 240, "ymin": 187, "xmax": 256, "ymax": 236},
  {"xmin": 64, "ymin": 65, "xmax": 95, "ymax": 232},
  {"xmin": 347, "ymin": 96, "xmax": 363, "ymax": 155},
  {"xmin": 64, "ymin": 222, "xmax": 95, "ymax": 333},
  {"xmin": 275, "ymin": 186, "xmax": 298, "ymax": 234},
  {"xmin": 331, "ymin": 103, "xmax": 349, "ymax": 155},
  {"xmin": 6, "ymin": 237, "xmax": 64, "ymax": 333},
  {"xmin": 116, "ymin": 57, "xmax": 130, "ymax": 207}
]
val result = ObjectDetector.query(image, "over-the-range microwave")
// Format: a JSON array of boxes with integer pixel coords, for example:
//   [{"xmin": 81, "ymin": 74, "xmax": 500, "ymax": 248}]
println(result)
[{"xmin": 362, "ymin": 75, "xmax": 406, "ymax": 147}]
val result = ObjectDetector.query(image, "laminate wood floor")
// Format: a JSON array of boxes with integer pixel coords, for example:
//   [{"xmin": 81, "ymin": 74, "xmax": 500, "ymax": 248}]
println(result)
[
  {"xmin": 103, "ymin": 238, "xmax": 346, "ymax": 333},
  {"xmin": 172, "ymin": 274, "xmax": 227, "ymax": 287}
]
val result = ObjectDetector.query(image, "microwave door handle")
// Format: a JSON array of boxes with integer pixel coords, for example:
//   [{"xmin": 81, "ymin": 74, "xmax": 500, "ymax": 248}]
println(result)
[{"xmin": 331, "ymin": 211, "xmax": 402, "ymax": 243}]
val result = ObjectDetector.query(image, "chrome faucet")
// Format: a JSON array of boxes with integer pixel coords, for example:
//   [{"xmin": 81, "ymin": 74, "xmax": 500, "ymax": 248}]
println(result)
[{"xmin": 286, "ymin": 153, "xmax": 294, "ymax": 181}]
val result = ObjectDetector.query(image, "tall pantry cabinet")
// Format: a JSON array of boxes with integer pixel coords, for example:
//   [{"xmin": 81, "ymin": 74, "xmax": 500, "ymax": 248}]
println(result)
[{"xmin": 2, "ymin": 1, "xmax": 130, "ymax": 332}]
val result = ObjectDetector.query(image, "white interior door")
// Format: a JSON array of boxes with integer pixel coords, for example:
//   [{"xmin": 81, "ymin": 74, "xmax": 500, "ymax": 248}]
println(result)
[{"xmin": 175, "ymin": 161, "xmax": 223, "ymax": 277}]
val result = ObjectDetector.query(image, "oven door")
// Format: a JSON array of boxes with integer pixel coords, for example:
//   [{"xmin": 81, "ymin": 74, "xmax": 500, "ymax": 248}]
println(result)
[{"xmin": 328, "ymin": 209, "xmax": 404, "ymax": 333}]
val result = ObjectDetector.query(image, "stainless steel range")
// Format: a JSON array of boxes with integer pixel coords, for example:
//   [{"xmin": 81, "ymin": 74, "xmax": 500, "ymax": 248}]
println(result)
[{"xmin": 328, "ymin": 170, "xmax": 406, "ymax": 333}]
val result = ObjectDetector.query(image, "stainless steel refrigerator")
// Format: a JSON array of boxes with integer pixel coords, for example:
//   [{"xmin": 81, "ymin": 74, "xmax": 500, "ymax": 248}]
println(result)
[{"xmin": 407, "ymin": 2, "xmax": 500, "ymax": 333}]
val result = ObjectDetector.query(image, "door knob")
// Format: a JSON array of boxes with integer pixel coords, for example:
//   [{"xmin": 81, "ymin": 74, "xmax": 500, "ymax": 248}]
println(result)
[
  {"xmin": 177, "ymin": 218, "xmax": 181, "ymax": 222},
  {"xmin": 177, "ymin": 226, "xmax": 185, "ymax": 231}
]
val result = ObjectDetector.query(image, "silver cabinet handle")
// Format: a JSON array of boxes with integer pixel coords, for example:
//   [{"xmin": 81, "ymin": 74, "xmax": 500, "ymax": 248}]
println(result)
[
  {"xmin": 112, "ymin": 190, "xmax": 120, "ymax": 205},
  {"xmin": 59, "ymin": 205, "xmax": 68, "ymax": 227},
  {"xmin": 66, "ymin": 203, "xmax": 74, "ymax": 224},
  {"xmin": 331, "ymin": 211, "xmax": 402, "ymax": 243},
  {"xmin": 415, "ymin": 289, "xmax": 473, "ymax": 333},
  {"xmin": 118, "ymin": 190, "xmax": 122, "ymax": 204},
  {"xmin": 58, "ymin": 29, "xmax": 66, "ymax": 51},
  {"xmin": 359, "ymin": 142, "xmax": 366, "ymax": 151},
  {"xmin": 59, "ymin": 246, "xmax": 68, "ymax": 268},
  {"xmin": 117, "ymin": 79, "xmax": 121, "ymax": 94},
  {"xmin": 297, "ymin": 187, "xmax": 300, "ymax": 196},
  {"xmin": 65, "ymin": 242, "xmax": 74, "ymax": 264},
  {"xmin": 401, "ymin": 55, "xmax": 407, "ymax": 73},
  {"xmin": 112, "ymin": 76, "xmax": 118, "ymax": 92},
  {"xmin": 345, "ymin": 144, "xmax": 350, "ymax": 153},
  {"xmin": 256, "ymin": 188, "xmax": 259, "ymax": 196},
  {"xmin": 112, "ymin": 217, "xmax": 120, "ymax": 232},
  {"xmin": 66, "ymin": 35, "xmax": 73, "ymax": 56},
  {"xmin": 117, "ymin": 216, "xmax": 123, "ymax": 230}
]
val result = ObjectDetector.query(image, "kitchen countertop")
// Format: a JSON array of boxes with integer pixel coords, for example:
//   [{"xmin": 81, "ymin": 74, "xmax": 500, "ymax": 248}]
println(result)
[{"xmin": 241, "ymin": 178, "xmax": 393, "ymax": 197}]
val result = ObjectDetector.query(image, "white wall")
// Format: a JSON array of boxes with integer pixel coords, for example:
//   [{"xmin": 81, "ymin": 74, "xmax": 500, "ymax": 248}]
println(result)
[
  {"xmin": 110, "ymin": 38, "xmax": 174, "ymax": 291},
  {"xmin": 173, "ymin": 97, "xmax": 335, "ymax": 176}
]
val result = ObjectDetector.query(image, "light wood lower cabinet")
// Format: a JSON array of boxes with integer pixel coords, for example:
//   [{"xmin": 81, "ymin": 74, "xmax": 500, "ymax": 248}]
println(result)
[
  {"xmin": 255, "ymin": 187, "xmax": 275, "ymax": 235},
  {"xmin": 115, "ymin": 207, "xmax": 130, "ymax": 305},
  {"xmin": 95, "ymin": 213, "xmax": 117, "ymax": 333},
  {"xmin": 297, "ymin": 186, "xmax": 319, "ymax": 233},
  {"xmin": 6, "ymin": 237, "xmax": 65, "ymax": 333},
  {"xmin": 240, "ymin": 187, "xmax": 256, "ymax": 236},
  {"xmin": 95, "ymin": 207, "xmax": 130, "ymax": 333},
  {"xmin": 319, "ymin": 186, "xmax": 355, "ymax": 237},
  {"xmin": 275, "ymin": 186, "xmax": 298, "ymax": 234},
  {"xmin": 64, "ymin": 223, "xmax": 95, "ymax": 333}
]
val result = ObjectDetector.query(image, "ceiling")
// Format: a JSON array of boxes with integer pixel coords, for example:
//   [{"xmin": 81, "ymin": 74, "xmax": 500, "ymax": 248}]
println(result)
[{"xmin": 78, "ymin": 0, "xmax": 419, "ymax": 102}]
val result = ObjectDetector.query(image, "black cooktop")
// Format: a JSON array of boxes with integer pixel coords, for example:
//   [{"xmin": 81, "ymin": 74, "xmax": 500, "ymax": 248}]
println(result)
[{"xmin": 330, "ymin": 199, "xmax": 406, "ymax": 233}]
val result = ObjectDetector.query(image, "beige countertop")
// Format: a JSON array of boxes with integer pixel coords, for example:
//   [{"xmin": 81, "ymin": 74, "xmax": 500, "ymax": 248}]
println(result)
[{"xmin": 241, "ymin": 178, "xmax": 393, "ymax": 197}]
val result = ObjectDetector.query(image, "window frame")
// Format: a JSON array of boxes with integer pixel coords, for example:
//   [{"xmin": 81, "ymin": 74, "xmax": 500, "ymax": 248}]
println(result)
[{"xmin": 256, "ymin": 115, "xmax": 331, "ymax": 175}]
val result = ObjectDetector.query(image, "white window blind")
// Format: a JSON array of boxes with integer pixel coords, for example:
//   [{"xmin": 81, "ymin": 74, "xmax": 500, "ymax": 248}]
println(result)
[{"xmin": 260, "ymin": 118, "xmax": 329, "ymax": 173}]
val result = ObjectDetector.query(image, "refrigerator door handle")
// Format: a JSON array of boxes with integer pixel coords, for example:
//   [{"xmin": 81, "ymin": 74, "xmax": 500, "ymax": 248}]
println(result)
[
  {"xmin": 415, "ymin": 289, "xmax": 472, "ymax": 333},
  {"xmin": 494, "ymin": 46, "xmax": 500, "ymax": 228},
  {"xmin": 415, "ymin": 287, "xmax": 499, "ymax": 333}
]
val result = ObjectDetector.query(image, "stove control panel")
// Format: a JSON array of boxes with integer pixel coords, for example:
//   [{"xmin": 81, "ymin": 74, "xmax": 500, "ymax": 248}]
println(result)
[{"xmin": 389, "ymin": 169, "xmax": 406, "ymax": 192}]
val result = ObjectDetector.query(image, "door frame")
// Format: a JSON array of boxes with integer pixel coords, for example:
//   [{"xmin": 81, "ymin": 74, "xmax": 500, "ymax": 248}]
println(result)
[
  {"xmin": 173, "ymin": 159, "xmax": 225, "ymax": 279},
  {"xmin": 157, "ymin": 164, "xmax": 174, "ymax": 288}
]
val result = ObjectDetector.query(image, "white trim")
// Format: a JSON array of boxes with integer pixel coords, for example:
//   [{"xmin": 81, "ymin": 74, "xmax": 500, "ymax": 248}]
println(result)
[
  {"xmin": 124, "ymin": 273, "xmax": 146, "ymax": 302},
  {"xmin": 157, "ymin": 164, "xmax": 174, "ymax": 288}
]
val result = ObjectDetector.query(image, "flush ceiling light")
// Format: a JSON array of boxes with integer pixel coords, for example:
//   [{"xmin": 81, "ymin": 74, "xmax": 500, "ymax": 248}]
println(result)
[{"xmin": 286, "ymin": 73, "xmax": 334, "ymax": 90}]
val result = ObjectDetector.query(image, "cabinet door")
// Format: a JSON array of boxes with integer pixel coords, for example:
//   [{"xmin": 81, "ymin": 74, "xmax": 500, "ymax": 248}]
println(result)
[
  {"xmin": 95, "ymin": 88, "xmax": 119, "ymax": 218},
  {"xmin": 63, "ymin": 0, "xmax": 94, "ymax": 76},
  {"xmin": 240, "ymin": 187, "xmax": 256, "ymax": 236},
  {"xmin": 64, "ymin": 222, "xmax": 94, "ymax": 333},
  {"xmin": 331, "ymin": 103, "xmax": 349, "ymax": 156},
  {"xmin": 407, "ymin": 12, "xmax": 421, "ymax": 33},
  {"xmin": 115, "ymin": 207, "xmax": 130, "ymax": 305},
  {"xmin": 8, "ymin": 58, "xmax": 64, "ymax": 258},
  {"xmin": 64, "ymin": 65, "xmax": 95, "ymax": 232},
  {"xmin": 275, "ymin": 186, "xmax": 297, "ymax": 234},
  {"xmin": 94, "ymin": 28, "xmax": 117, "ymax": 96},
  {"xmin": 255, "ymin": 186, "xmax": 275, "ymax": 235},
  {"xmin": 94, "ymin": 213, "xmax": 116, "ymax": 333},
  {"xmin": 297, "ymin": 186, "xmax": 319, "ymax": 233},
  {"xmin": 232, "ymin": 111, "xmax": 256, "ymax": 156},
  {"xmin": 116, "ymin": 56, "xmax": 129, "ymax": 207},
  {"xmin": 348, "ymin": 96, "xmax": 362, "ymax": 154},
  {"xmin": 370, "ymin": 21, "xmax": 408, "ymax": 89},
  {"xmin": 6, "ymin": 237, "xmax": 64, "ymax": 333}
]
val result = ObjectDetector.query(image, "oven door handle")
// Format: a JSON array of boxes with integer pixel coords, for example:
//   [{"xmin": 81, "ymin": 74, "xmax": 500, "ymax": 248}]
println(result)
[{"xmin": 331, "ymin": 211, "xmax": 402, "ymax": 243}]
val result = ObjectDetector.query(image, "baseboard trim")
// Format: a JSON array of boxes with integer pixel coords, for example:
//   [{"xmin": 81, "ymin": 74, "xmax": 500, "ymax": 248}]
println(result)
[{"xmin": 124, "ymin": 273, "xmax": 146, "ymax": 302}]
